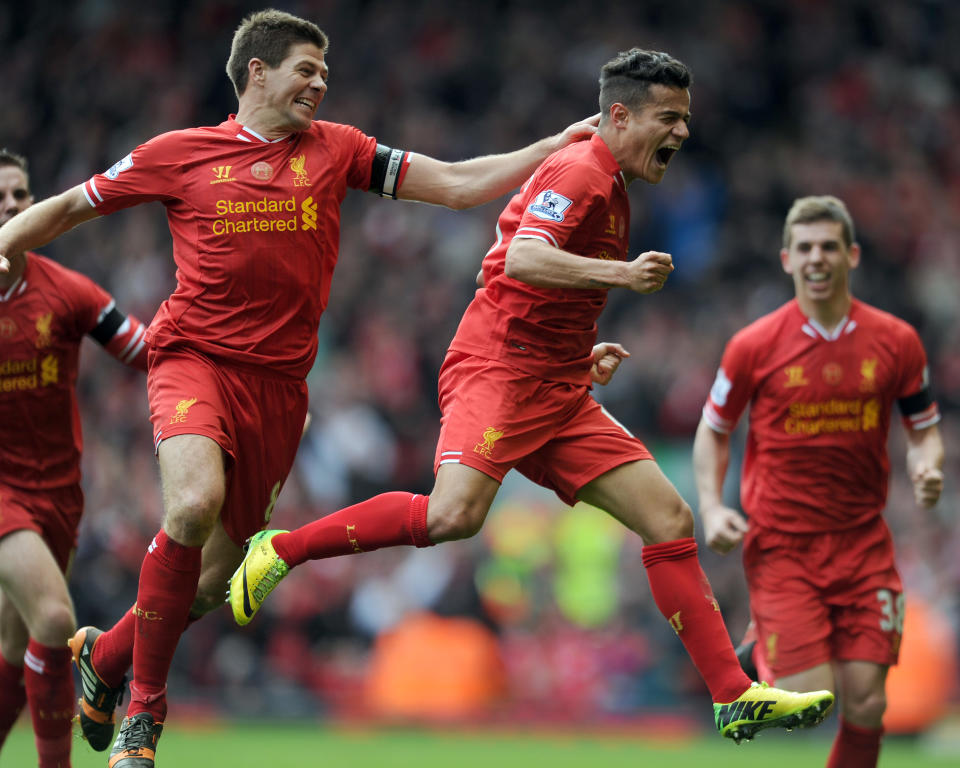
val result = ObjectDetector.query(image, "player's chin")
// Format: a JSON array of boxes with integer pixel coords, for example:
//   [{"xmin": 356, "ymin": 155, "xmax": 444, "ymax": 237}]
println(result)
[{"xmin": 643, "ymin": 165, "xmax": 668, "ymax": 184}]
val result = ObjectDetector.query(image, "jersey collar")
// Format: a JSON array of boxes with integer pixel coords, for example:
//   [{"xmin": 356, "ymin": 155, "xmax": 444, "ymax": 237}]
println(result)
[
  {"xmin": 795, "ymin": 298, "xmax": 859, "ymax": 341},
  {"xmin": 226, "ymin": 116, "xmax": 292, "ymax": 144},
  {"xmin": 589, "ymin": 134, "xmax": 627, "ymax": 191}
]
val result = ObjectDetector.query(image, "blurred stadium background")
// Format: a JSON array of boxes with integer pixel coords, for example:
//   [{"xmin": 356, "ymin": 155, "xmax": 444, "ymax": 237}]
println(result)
[{"xmin": 2, "ymin": 0, "xmax": 958, "ymax": 764}]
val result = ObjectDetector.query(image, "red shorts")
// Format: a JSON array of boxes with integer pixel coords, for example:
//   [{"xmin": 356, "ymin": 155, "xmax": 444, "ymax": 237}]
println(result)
[
  {"xmin": 744, "ymin": 517, "xmax": 903, "ymax": 677},
  {"xmin": 435, "ymin": 352, "xmax": 652, "ymax": 505},
  {"xmin": 0, "ymin": 483, "xmax": 83, "ymax": 571},
  {"xmin": 148, "ymin": 346, "xmax": 308, "ymax": 546}
]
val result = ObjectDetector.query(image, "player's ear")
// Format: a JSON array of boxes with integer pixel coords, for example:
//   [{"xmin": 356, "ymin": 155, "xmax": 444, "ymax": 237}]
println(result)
[
  {"xmin": 248, "ymin": 58, "xmax": 266, "ymax": 86},
  {"xmin": 779, "ymin": 248, "xmax": 793, "ymax": 274},
  {"xmin": 847, "ymin": 242, "xmax": 861, "ymax": 270},
  {"xmin": 610, "ymin": 103, "xmax": 630, "ymax": 128}
]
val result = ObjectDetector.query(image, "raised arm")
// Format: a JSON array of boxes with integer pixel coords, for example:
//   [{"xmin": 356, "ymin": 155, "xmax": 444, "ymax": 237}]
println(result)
[
  {"xmin": 905, "ymin": 423, "xmax": 944, "ymax": 508},
  {"xmin": 692, "ymin": 417, "xmax": 749, "ymax": 554},
  {"xmin": 0, "ymin": 185, "xmax": 99, "ymax": 271},
  {"xmin": 397, "ymin": 114, "xmax": 599, "ymax": 210},
  {"xmin": 505, "ymin": 237, "xmax": 674, "ymax": 293}
]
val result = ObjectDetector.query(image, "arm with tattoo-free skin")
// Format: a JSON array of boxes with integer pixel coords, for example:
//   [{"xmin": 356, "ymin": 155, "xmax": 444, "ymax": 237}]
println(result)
[
  {"xmin": 505, "ymin": 236, "xmax": 674, "ymax": 293},
  {"xmin": 0, "ymin": 186, "xmax": 98, "ymax": 272},
  {"xmin": 905, "ymin": 424, "xmax": 944, "ymax": 508},
  {"xmin": 398, "ymin": 115, "xmax": 600, "ymax": 210},
  {"xmin": 692, "ymin": 417, "xmax": 749, "ymax": 555}
]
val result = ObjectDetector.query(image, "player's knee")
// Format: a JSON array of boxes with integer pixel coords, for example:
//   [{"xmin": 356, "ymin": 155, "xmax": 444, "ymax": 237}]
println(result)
[
  {"xmin": 426, "ymin": 498, "xmax": 487, "ymax": 542},
  {"xmin": 162, "ymin": 493, "xmax": 221, "ymax": 546},
  {"xmin": 843, "ymin": 687, "xmax": 887, "ymax": 727},
  {"xmin": 649, "ymin": 498, "xmax": 694, "ymax": 543},
  {"xmin": 30, "ymin": 601, "xmax": 76, "ymax": 647}
]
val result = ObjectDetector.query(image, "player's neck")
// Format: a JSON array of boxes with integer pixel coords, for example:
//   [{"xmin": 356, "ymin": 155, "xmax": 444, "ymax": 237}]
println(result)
[
  {"xmin": 0, "ymin": 251, "xmax": 25, "ymax": 290},
  {"xmin": 233, "ymin": 105, "xmax": 293, "ymax": 142},
  {"xmin": 797, "ymin": 292, "xmax": 852, "ymax": 333}
]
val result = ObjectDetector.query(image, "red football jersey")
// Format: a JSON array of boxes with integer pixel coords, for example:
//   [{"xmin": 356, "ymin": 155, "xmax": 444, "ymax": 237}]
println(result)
[
  {"xmin": 83, "ymin": 117, "xmax": 381, "ymax": 379},
  {"xmin": 702, "ymin": 298, "xmax": 940, "ymax": 532},
  {"xmin": 0, "ymin": 253, "xmax": 147, "ymax": 489},
  {"xmin": 449, "ymin": 134, "xmax": 629, "ymax": 385}
]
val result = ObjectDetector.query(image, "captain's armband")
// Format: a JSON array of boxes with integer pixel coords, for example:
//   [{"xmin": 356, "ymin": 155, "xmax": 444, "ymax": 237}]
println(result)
[{"xmin": 368, "ymin": 144, "xmax": 407, "ymax": 199}]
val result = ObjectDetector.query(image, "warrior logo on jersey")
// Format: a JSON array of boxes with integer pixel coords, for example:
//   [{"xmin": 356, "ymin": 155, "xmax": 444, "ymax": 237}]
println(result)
[
  {"xmin": 0, "ymin": 318, "xmax": 15, "ymax": 339},
  {"xmin": 210, "ymin": 166, "xmax": 237, "ymax": 185},
  {"xmin": 170, "ymin": 397, "xmax": 198, "ymax": 424},
  {"xmin": 860, "ymin": 358, "xmax": 878, "ymax": 392},
  {"xmin": 474, "ymin": 426, "xmax": 504, "ymax": 458},
  {"xmin": 35, "ymin": 313, "xmax": 53, "ymax": 349},
  {"xmin": 105, "ymin": 153, "xmax": 134, "ymax": 180},
  {"xmin": 783, "ymin": 366, "xmax": 809, "ymax": 388},
  {"xmin": 289, "ymin": 155, "xmax": 310, "ymax": 187},
  {"xmin": 528, "ymin": 189, "xmax": 573, "ymax": 222}
]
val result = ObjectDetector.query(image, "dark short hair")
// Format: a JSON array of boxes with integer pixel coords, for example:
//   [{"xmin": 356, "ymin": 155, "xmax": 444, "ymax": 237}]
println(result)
[
  {"xmin": 226, "ymin": 9, "xmax": 329, "ymax": 98},
  {"xmin": 599, "ymin": 48, "xmax": 692, "ymax": 116},
  {"xmin": 0, "ymin": 148, "xmax": 29, "ymax": 189},
  {"xmin": 783, "ymin": 195, "xmax": 856, "ymax": 249}
]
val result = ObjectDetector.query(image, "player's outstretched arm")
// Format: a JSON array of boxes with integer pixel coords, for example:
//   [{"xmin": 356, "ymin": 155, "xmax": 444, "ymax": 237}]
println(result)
[
  {"xmin": 692, "ymin": 417, "xmax": 749, "ymax": 554},
  {"xmin": 906, "ymin": 423, "xmax": 944, "ymax": 508},
  {"xmin": 504, "ymin": 237, "xmax": 673, "ymax": 292},
  {"xmin": 0, "ymin": 185, "xmax": 99, "ymax": 271},
  {"xmin": 590, "ymin": 342, "xmax": 630, "ymax": 385},
  {"xmin": 397, "ymin": 114, "xmax": 600, "ymax": 210}
]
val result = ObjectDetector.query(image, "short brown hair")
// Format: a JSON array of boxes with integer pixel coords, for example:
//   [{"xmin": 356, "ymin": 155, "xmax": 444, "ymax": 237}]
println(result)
[
  {"xmin": 226, "ymin": 9, "xmax": 329, "ymax": 98},
  {"xmin": 0, "ymin": 148, "xmax": 29, "ymax": 189},
  {"xmin": 599, "ymin": 48, "xmax": 692, "ymax": 116},
  {"xmin": 782, "ymin": 195, "xmax": 856, "ymax": 249}
]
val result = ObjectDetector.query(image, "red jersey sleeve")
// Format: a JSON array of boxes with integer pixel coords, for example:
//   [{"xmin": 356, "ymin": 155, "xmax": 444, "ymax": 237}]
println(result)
[
  {"xmin": 702, "ymin": 329, "xmax": 761, "ymax": 434},
  {"xmin": 55, "ymin": 266, "xmax": 148, "ymax": 371},
  {"xmin": 895, "ymin": 324, "xmax": 940, "ymax": 430},
  {"xmin": 82, "ymin": 131, "xmax": 184, "ymax": 214},
  {"xmin": 513, "ymin": 159, "xmax": 611, "ymax": 252}
]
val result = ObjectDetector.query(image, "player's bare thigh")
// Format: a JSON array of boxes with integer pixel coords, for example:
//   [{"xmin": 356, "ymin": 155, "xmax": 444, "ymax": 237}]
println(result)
[
  {"xmin": 426, "ymin": 462, "xmax": 502, "ymax": 542},
  {"xmin": 0, "ymin": 530, "xmax": 75, "ymax": 647},
  {"xmin": 157, "ymin": 433, "xmax": 228, "ymax": 546},
  {"xmin": 576, "ymin": 459, "xmax": 693, "ymax": 544}
]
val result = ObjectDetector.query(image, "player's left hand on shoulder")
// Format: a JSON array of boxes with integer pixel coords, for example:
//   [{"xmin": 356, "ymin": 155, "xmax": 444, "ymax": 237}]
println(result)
[
  {"xmin": 558, "ymin": 114, "xmax": 601, "ymax": 147},
  {"xmin": 590, "ymin": 342, "xmax": 629, "ymax": 385},
  {"xmin": 913, "ymin": 466, "xmax": 944, "ymax": 508}
]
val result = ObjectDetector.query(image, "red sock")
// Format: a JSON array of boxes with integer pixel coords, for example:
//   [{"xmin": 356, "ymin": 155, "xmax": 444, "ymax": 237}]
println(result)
[
  {"xmin": 642, "ymin": 537, "xmax": 752, "ymax": 702},
  {"xmin": 0, "ymin": 653, "xmax": 25, "ymax": 748},
  {"xmin": 827, "ymin": 718, "xmax": 883, "ymax": 768},
  {"xmin": 93, "ymin": 603, "xmax": 205, "ymax": 690},
  {"xmin": 24, "ymin": 639, "xmax": 74, "ymax": 768},
  {"xmin": 127, "ymin": 530, "xmax": 201, "ymax": 721},
  {"xmin": 91, "ymin": 607, "xmax": 136, "ymax": 687},
  {"xmin": 273, "ymin": 492, "xmax": 431, "ymax": 566}
]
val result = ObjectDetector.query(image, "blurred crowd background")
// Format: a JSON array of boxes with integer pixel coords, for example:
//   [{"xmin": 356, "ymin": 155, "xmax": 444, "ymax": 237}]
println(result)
[{"xmin": 3, "ymin": 0, "xmax": 959, "ymax": 737}]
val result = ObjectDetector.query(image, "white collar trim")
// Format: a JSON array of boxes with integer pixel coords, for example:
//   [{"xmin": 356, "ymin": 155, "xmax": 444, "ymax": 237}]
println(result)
[
  {"xmin": 801, "ymin": 315, "xmax": 856, "ymax": 341},
  {"xmin": 0, "ymin": 276, "xmax": 25, "ymax": 302}
]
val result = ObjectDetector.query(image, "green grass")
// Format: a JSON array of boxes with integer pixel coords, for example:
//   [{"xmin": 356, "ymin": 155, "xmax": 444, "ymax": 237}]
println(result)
[{"xmin": 2, "ymin": 721, "xmax": 953, "ymax": 767}]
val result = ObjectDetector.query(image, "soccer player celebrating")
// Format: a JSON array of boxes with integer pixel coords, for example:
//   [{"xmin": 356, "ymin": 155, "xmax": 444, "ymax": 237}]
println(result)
[
  {"xmin": 692, "ymin": 195, "xmax": 944, "ymax": 768},
  {"xmin": 0, "ymin": 150, "xmax": 148, "ymax": 768},
  {"xmin": 230, "ymin": 49, "xmax": 835, "ymax": 743},
  {"xmin": 0, "ymin": 9, "xmax": 603, "ymax": 768}
]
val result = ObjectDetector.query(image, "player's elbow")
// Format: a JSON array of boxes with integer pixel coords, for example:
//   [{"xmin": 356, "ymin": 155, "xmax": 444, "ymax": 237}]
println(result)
[{"xmin": 504, "ymin": 241, "xmax": 533, "ymax": 281}]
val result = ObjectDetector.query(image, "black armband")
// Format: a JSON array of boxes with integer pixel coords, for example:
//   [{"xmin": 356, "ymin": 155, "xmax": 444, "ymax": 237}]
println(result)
[
  {"xmin": 898, "ymin": 388, "xmax": 933, "ymax": 417},
  {"xmin": 89, "ymin": 305, "xmax": 125, "ymax": 345},
  {"xmin": 369, "ymin": 144, "xmax": 406, "ymax": 199}
]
